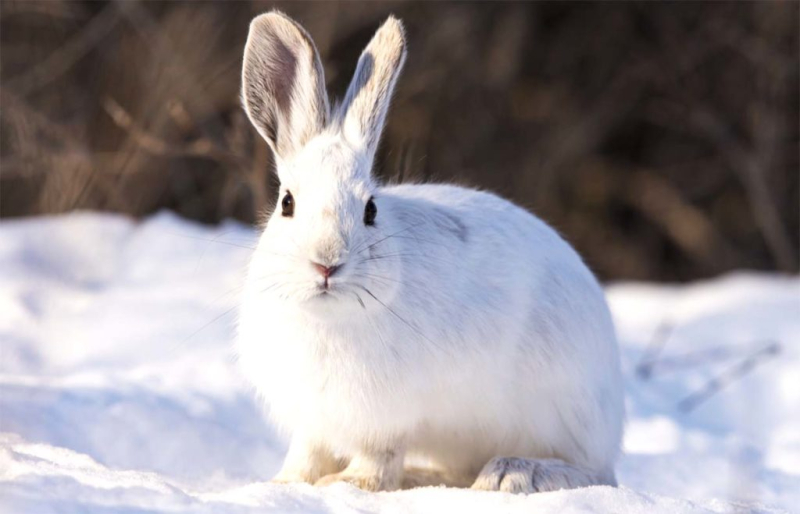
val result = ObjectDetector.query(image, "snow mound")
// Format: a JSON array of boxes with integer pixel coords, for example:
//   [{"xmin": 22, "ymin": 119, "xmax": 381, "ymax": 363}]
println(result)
[{"xmin": 1, "ymin": 211, "xmax": 797, "ymax": 513}]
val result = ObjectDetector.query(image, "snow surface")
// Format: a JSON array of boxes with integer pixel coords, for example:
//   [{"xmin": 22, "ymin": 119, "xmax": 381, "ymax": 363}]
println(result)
[{"xmin": 1, "ymin": 211, "xmax": 798, "ymax": 513}]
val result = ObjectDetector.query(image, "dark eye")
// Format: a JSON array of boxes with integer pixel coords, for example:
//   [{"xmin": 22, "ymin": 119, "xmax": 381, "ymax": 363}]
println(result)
[
  {"xmin": 281, "ymin": 191, "xmax": 294, "ymax": 217},
  {"xmin": 364, "ymin": 197, "xmax": 377, "ymax": 226}
]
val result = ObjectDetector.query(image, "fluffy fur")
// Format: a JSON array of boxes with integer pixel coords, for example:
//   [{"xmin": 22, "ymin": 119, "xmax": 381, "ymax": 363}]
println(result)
[{"xmin": 237, "ymin": 11, "xmax": 624, "ymax": 493}]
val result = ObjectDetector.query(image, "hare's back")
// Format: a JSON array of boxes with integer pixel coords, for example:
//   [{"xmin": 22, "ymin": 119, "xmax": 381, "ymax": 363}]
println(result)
[
  {"xmin": 382, "ymin": 183, "xmax": 571, "ymax": 257},
  {"xmin": 381, "ymin": 182, "xmax": 605, "ymax": 311}
]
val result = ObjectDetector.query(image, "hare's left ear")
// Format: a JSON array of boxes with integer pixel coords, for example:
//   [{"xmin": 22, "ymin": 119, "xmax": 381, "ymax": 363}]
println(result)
[
  {"xmin": 242, "ymin": 12, "xmax": 329, "ymax": 160},
  {"xmin": 339, "ymin": 16, "xmax": 406, "ymax": 162}
]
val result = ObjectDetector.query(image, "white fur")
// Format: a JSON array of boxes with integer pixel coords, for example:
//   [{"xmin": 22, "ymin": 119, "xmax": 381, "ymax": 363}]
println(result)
[{"xmin": 237, "ymin": 12, "xmax": 624, "ymax": 493}]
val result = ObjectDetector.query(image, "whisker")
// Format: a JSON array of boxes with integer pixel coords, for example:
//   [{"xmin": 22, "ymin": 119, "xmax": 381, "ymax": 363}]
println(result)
[
  {"xmin": 249, "ymin": 271, "xmax": 302, "ymax": 283},
  {"xmin": 257, "ymin": 250, "xmax": 306, "ymax": 262},
  {"xmin": 210, "ymin": 283, "xmax": 248, "ymax": 304},
  {"xmin": 352, "ymin": 292, "xmax": 366, "ymax": 309},
  {"xmin": 350, "ymin": 272, "xmax": 403, "ymax": 284},
  {"xmin": 381, "ymin": 234, "xmax": 452, "ymax": 249},
  {"xmin": 363, "ymin": 252, "xmax": 421, "ymax": 259},
  {"xmin": 361, "ymin": 307, "xmax": 393, "ymax": 358},
  {"xmin": 360, "ymin": 252, "xmax": 457, "ymax": 268},
  {"xmin": 355, "ymin": 285, "xmax": 442, "ymax": 351},
  {"xmin": 353, "ymin": 221, "xmax": 426, "ymax": 256},
  {"xmin": 349, "ymin": 275, "xmax": 396, "ymax": 290},
  {"xmin": 260, "ymin": 283, "xmax": 284, "ymax": 294},
  {"xmin": 167, "ymin": 231, "xmax": 257, "ymax": 250},
  {"xmin": 167, "ymin": 304, "xmax": 239, "ymax": 356}
]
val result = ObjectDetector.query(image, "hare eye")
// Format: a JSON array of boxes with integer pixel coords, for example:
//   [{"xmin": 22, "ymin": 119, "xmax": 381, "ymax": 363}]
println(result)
[
  {"xmin": 364, "ymin": 197, "xmax": 377, "ymax": 226},
  {"xmin": 281, "ymin": 191, "xmax": 294, "ymax": 217}
]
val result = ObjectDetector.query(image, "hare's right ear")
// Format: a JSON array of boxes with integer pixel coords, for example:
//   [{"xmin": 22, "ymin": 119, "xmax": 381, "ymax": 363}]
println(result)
[
  {"xmin": 339, "ymin": 16, "xmax": 406, "ymax": 162},
  {"xmin": 242, "ymin": 12, "xmax": 329, "ymax": 160}
]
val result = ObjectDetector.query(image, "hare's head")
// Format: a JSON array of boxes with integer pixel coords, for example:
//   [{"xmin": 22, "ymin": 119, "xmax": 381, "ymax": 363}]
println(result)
[{"xmin": 242, "ymin": 12, "xmax": 406, "ymax": 313}]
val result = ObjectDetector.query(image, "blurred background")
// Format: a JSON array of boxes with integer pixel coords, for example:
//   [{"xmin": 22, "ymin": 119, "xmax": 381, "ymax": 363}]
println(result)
[{"xmin": 1, "ymin": 0, "xmax": 797, "ymax": 282}]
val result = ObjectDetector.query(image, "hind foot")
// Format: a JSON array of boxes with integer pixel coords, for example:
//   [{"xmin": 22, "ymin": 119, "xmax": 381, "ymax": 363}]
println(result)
[
  {"xmin": 471, "ymin": 457, "xmax": 612, "ymax": 494},
  {"xmin": 315, "ymin": 448, "xmax": 404, "ymax": 492},
  {"xmin": 400, "ymin": 466, "xmax": 474, "ymax": 489}
]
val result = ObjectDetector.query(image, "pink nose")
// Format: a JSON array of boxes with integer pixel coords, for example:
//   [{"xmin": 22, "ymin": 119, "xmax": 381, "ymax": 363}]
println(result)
[{"xmin": 311, "ymin": 262, "xmax": 341, "ymax": 279}]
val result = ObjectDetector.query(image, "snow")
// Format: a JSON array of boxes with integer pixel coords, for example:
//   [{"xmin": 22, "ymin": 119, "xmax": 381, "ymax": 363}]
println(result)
[{"xmin": 1, "ymin": 211, "xmax": 797, "ymax": 513}]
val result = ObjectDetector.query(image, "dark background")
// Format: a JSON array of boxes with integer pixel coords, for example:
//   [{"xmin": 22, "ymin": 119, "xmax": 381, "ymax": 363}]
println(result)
[{"xmin": 1, "ymin": 1, "xmax": 798, "ymax": 281}]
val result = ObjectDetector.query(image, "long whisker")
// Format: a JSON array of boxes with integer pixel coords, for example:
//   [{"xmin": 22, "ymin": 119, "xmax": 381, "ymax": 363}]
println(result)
[
  {"xmin": 353, "ymin": 221, "xmax": 426, "ymax": 256},
  {"xmin": 361, "ymin": 252, "xmax": 421, "ymax": 260},
  {"xmin": 260, "ymin": 283, "xmax": 285, "ymax": 294},
  {"xmin": 255, "ymin": 249, "xmax": 307, "ymax": 262},
  {"xmin": 360, "ymin": 251, "xmax": 459, "ymax": 268},
  {"xmin": 362, "ymin": 306, "xmax": 392, "ymax": 356},
  {"xmin": 167, "ymin": 231, "xmax": 257, "ymax": 250},
  {"xmin": 350, "ymin": 272, "xmax": 403, "ymax": 284},
  {"xmin": 352, "ymin": 292, "xmax": 366, "ymax": 309},
  {"xmin": 379, "ymin": 234, "xmax": 452, "ymax": 249},
  {"xmin": 210, "ymin": 283, "xmax": 248, "ymax": 304},
  {"xmin": 349, "ymin": 275, "xmax": 397, "ymax": 291},
  {"xmin": 355, "ymin": 285, "xmax": 442, "ymax": 351},
  {"xmin": 167, "ymin": 304, "xmax": 239, "ymax": 356},
  {"xmin": 256, "ymin": 270, "xmax": 308, "ymax": 294}
]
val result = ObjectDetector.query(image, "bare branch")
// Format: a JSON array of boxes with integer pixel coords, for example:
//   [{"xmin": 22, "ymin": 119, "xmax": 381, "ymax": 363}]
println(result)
[{"xmin": 5, "ymin": 5, "xmax": 121, "ymax": 95}]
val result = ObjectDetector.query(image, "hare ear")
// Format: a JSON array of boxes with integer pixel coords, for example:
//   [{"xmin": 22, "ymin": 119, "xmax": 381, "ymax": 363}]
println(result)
[
  {"xmin": 339, "ymin": 16, "xmax": 406, "ymax": 161},
  {"xmin": 242, "ymin": 12, "xmax": 329, "ymax": 160}
]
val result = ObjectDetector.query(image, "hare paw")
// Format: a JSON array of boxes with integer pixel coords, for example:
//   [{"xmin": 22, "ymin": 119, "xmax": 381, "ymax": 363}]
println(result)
[
  {"xmin": 471, "ymin": 457, "xmax": 604, "ymax": 494},
  {"xmin": 315, "ymin": 471, "xmax": 387, "ymax": 491}
]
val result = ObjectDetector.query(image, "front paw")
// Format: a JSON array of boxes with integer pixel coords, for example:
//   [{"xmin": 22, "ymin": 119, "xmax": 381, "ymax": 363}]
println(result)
[{"xmin": 315, "ymin": 472, "xmax": 387, "ymax": 492}]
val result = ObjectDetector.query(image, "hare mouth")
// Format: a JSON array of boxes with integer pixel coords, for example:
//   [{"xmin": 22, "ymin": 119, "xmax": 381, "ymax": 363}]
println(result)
[
  {"xmin": 312, "ymin": 284, "xmax": 342, "ymax": 299},
  {"xmin": 309, "ymin": 283, "xmax": 362, "ymax": 306}
]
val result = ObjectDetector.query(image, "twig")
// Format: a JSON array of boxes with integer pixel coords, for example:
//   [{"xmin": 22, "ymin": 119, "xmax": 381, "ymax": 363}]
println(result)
[
  {"xmin": 101, "ymin": 97, "xmax": 244, "ymax": 168},
  {"xmin": 6, "ymin": 4, "xmax": 121, "ymax": 95},
  {"xmin": 0, "ymin": 88, "xmax": 85, "ymax": 147},
  {"xmin": 678, "ymin": 341, "xmax": 781, "ymax": 412},
  {"xmin": 690, "ymin": 107, "xmax": 797, "ymax": 272},
  {"xmin": 624, "ymin": 170, "xmax": 738, "ymax": 270},
  {"xmin": 636, "ymin": 321, "xmax": 674, "ymax": 380},
  {"xmin": 641, "ymin": 339, "xmax": 779, "ymax": 377}
]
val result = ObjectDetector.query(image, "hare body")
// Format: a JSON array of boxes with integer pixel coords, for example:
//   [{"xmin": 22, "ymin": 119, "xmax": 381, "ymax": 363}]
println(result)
[{"xmin": 236, "ymin": 12, "xmax": 623, "ymax": 493}]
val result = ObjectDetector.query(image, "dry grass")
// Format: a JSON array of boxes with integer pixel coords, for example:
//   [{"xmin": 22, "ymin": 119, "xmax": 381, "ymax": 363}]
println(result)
[{"xmin": 1, "ymin": 1, "xmax": 797, "ymax": 281}]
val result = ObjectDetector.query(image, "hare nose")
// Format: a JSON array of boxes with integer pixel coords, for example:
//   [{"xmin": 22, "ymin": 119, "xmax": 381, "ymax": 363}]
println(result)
[{"xmin": 311, "ymin": 262, "xmax": 341, "ymax": 279}]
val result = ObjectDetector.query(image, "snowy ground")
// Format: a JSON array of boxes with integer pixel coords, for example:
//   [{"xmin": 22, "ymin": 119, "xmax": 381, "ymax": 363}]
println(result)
[{"xmin": 1, "ymin": 211, "xmax": 798, "ymax": 513}]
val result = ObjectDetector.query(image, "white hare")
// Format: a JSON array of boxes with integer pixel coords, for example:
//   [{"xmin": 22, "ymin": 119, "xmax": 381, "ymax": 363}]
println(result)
[{"xmin": 236, "ymin": 11, "xmax": 624, "ymax": 493}]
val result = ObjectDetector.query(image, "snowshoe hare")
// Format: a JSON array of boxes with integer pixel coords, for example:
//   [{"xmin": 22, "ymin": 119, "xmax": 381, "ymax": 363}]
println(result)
[{"xmin": 237, "ymin": 11, "xmax": 624, "ymax": 494}]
